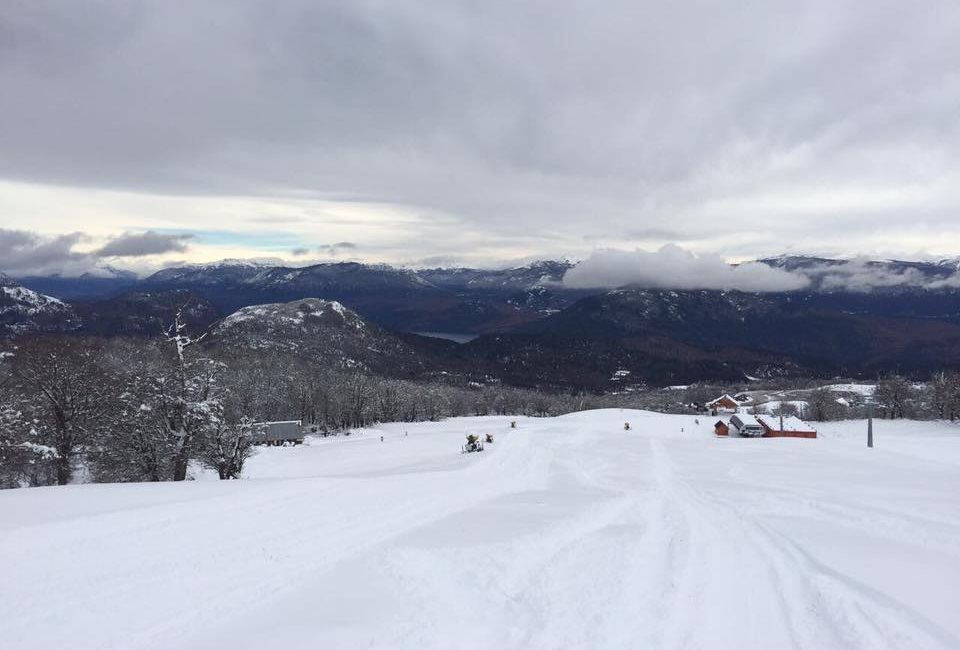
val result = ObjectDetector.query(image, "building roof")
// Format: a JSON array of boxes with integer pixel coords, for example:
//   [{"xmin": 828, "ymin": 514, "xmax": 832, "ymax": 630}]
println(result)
[
  {"xmin": 707, "ymin": 394, "xmax": 739, "ymax": 406},
  {"xmin": 755, "ymin": 415, "xmax": 817, "ymax": 433},
  {"xmin": 730, "ymin": 413, "xmax": 762, "ymax": 428}
]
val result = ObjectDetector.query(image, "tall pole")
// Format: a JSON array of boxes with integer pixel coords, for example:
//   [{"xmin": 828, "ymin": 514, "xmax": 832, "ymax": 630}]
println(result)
[{"xmin": 867, "ymin": 400, "xmax": 874, "ymax": 448}]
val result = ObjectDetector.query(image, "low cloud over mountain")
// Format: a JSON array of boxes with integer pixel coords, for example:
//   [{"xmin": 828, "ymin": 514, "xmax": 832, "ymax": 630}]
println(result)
[
  {"xmin": 563, "ymin": 246, "xmax": 960, "ymax": 293},
  {"xmin": 562, "ymin": 245, "xmax": 811, "ymax": 292}
]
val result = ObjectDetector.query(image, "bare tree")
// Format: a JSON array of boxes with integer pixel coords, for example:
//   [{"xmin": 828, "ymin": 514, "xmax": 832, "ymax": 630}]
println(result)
[
  {"xmin": 928, "ymin": 371, "xmax": 960, "ymax": 421},
  {"xmin": 804, "ymin": 388, "xmax": 841, "ymax": 422},
  {"xmin": 875, "ymin": 375, "xmax": 914, "ymax": 419},
  {"xmin": 11, "ymin": 337, "xmax": 109, "ymax": 485},
  {"xmin": 0, "ymin": 366, "xmax": 40, "ymax": 488},
  {"xmin": 342, "ymin": 372, "xmax": 372, "ymax": 429},
  {"xmin": 158, "ymin": 308, "xmax": 220, "ymax": 481},
  {"xmin": 374, "ymin": 380, "xmax": 402, "ymax": 423},
  {"xmin": 93, "ymin": 340, "xmax": 175, "ymax": 483},
  {"xmin": 201, "ymin": 416, "xmax": 258, "ymax": 479},
  {"xmin": 770, "ymin": 401, "xmax": 800, "ymax": 417}
]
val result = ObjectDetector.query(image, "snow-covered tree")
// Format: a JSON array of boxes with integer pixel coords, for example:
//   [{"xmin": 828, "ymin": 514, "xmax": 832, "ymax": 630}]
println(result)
[
  {"xmin": 11, "ymin": 337, "xmax": 109, "ymax": 485},
  {"xmin": 157, "ymin": 308, "xmax": 222, "ymax": 481},
  {"xmin": 0, "ymin": 378, "xmax": 38, "ymax": 488},
  {"xmin": 804, "ymin": 388, "xmax": 842, "ymax": 422},
  {"xmin": 928, "ymin": 371, "xmax": 960, "ymax": 421},
  {"xmin": 92, "ymin": 340, "xmax": 176, "ymax": 482},
  {"xmin": 200, "ymin": 416, "xmax": 258, "ymax": 479},
  {"xmin": 770, "ymin": 401, "xmax": 800, "ymax": 418},
  {"xmin": 374, "ymin": 380, "xmax": 402, "ymax": 423},
  {"xmin": 875, "ymin": 375, "xmax": 915, "ymax": 419},
  {"xmin": 342, "ymin": 371, "xmax": 372, "ymax": 428}
]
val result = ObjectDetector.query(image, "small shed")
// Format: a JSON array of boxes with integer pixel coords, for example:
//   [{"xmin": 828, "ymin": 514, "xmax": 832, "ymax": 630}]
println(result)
[
  {"xmin": 714, "ymin": 420, "xmax": 730, "ymax": 436},
  {"xmin": 706, "ymin": 394, "xmax": 740, "ymax": 414},
  {"xmin": 756, "ymin": 415, "xmax": 817, "ymax": 439},
  {"xmin": 250, "ymin": 420, "xmax": 304, "ymax": 445}
]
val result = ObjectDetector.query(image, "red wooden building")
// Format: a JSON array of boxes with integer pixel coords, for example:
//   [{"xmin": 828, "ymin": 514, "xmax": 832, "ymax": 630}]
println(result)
[
  {"xmin": 706, "ymin": 395, "xmax": 739, "ymax": 414},
  {"xmin": 755, "ymin": 415, "xmax": 817, "ymax": 439}
]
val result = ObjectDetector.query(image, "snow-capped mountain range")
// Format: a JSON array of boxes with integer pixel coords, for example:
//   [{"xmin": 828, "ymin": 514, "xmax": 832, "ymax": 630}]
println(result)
[
  {"xmin": 8, "ymin": 256, "xmax": 960, "ymax": 387},
  {"xmin": 0, "ymin": 275, "xmax": 79, "ymax": 335}
]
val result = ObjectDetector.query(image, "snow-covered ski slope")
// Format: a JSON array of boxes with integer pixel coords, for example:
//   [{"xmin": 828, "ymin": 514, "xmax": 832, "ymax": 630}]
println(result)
[{"xmin": 2, "ymin": 410, "xmax": 959, "ymax": 650}]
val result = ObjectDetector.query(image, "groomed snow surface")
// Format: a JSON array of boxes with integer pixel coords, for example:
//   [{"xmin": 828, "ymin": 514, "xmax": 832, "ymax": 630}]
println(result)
[{"xmin": 2, "ymin": 410, "xmax": 959, "ymax": 650}]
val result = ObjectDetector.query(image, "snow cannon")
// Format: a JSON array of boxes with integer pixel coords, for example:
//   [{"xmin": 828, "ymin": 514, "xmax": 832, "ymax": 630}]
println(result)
[{"xmin": 462, "ymin": 434, "xmax": 484, "ymax": 453}]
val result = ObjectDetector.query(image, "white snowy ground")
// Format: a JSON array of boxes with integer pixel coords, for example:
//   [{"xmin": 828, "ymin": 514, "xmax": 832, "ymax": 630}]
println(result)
[{"xmin": 2, "ymin": 410, "xmax": 959, "ymax": 650}]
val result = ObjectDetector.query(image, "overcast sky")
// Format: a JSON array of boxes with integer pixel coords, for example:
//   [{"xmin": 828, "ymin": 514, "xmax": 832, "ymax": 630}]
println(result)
[{"xmin": 1, "ymin": 0, "xmax": 959, "ymax": 276}]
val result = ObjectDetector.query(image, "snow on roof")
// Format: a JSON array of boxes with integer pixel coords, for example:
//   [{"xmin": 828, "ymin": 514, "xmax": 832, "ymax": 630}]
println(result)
[
  {"xmin": 730, "ymin": 413, "xmax": 762, "ymax": 429},
  {"xmin": 756, "ymin": 415, "xmax": 817, "ymax": 433},
  {"xmin": 707, "ymin": 394, "xmax": 738, "ymax": 405}
]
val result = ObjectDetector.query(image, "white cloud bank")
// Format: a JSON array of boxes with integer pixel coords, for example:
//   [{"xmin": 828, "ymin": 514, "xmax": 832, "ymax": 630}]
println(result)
[
  {"xmin": 804, "ymin": 258, "xmax": 960, "ymax": 291},
  {"xmin": 563, "ymin": 245, "xmax": 811, "ymax": 292}
]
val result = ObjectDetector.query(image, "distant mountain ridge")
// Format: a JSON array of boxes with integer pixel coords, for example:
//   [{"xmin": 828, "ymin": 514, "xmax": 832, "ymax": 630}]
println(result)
[
  {"xmin": 135, "ymin": 260, "xmax": 581, "ymax": 333},
  {"xmin": 514, "ymin": 287, "xmax": 960, "ymax": 380},
  {"xmin": 9, "ymin": 256, "xmax": 960, "ymax": 388},
  {"xmin": 73, "ymin": 290, "xmax": 220, "ymax": 336}
]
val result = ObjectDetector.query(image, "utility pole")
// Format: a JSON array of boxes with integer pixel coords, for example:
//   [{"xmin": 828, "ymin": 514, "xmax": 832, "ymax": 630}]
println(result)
[{"xmin": 867, "ymin": 400, "xmax": 874, "ymax": 448}]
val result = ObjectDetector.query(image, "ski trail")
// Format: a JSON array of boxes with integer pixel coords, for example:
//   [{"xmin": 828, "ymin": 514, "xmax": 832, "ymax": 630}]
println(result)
[
  {"xmin": 709, "ymin": 476, "xmax": 960, "ymax": 557},
  {"xmin": 3, "ymin": 411, "xmax": 957, "ymax": 650},
  {"xmin": 647, "ymin": 439, "xmax": 960, "ymax": 650},
  {"xmin": 0, "ymin": 430, "xmax": 551, "ymax": 650}
]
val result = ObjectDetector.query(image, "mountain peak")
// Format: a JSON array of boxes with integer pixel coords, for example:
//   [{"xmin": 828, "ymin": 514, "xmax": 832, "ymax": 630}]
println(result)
[
  {"xmin": 216, "ymin": 297, "xmax": 364, "ymax": 332},
  {"xmin": 0, "ymin": 277, "xmax": 79, "ymax": 335}
]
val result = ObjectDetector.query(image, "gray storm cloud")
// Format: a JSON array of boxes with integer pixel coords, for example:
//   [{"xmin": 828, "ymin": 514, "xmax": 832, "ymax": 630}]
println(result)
[
  {"xmin": 562, "ymin": 245, "xmax": 811, "ymax": 292},
  {"xmin": 0, "ymin": 229, "xmax": 89, "ymax": 276},
  {"xmin": 0, "ymin": 229, "xmax": 193, "ymax": 275},
  {"xmin": 0, "ymin": 0, "xmax": 958, "ymax": 260},
  {"xmin": 96, "ymin": 231, "xmax": 193, "ymax": 257},
  {"xmin": 309, "ymin": 242, "xmax": 359, "ymax": 258}
]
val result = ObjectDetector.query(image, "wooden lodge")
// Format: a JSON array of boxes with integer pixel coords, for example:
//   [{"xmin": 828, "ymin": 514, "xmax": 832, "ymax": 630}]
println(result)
[
  {"xmin": 706, "ymin": 394, "xmax": 739, "ymax": 415},
  {"xmin": 755, "ymin": 415, "xmax": 817, "ymax": 439}
]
